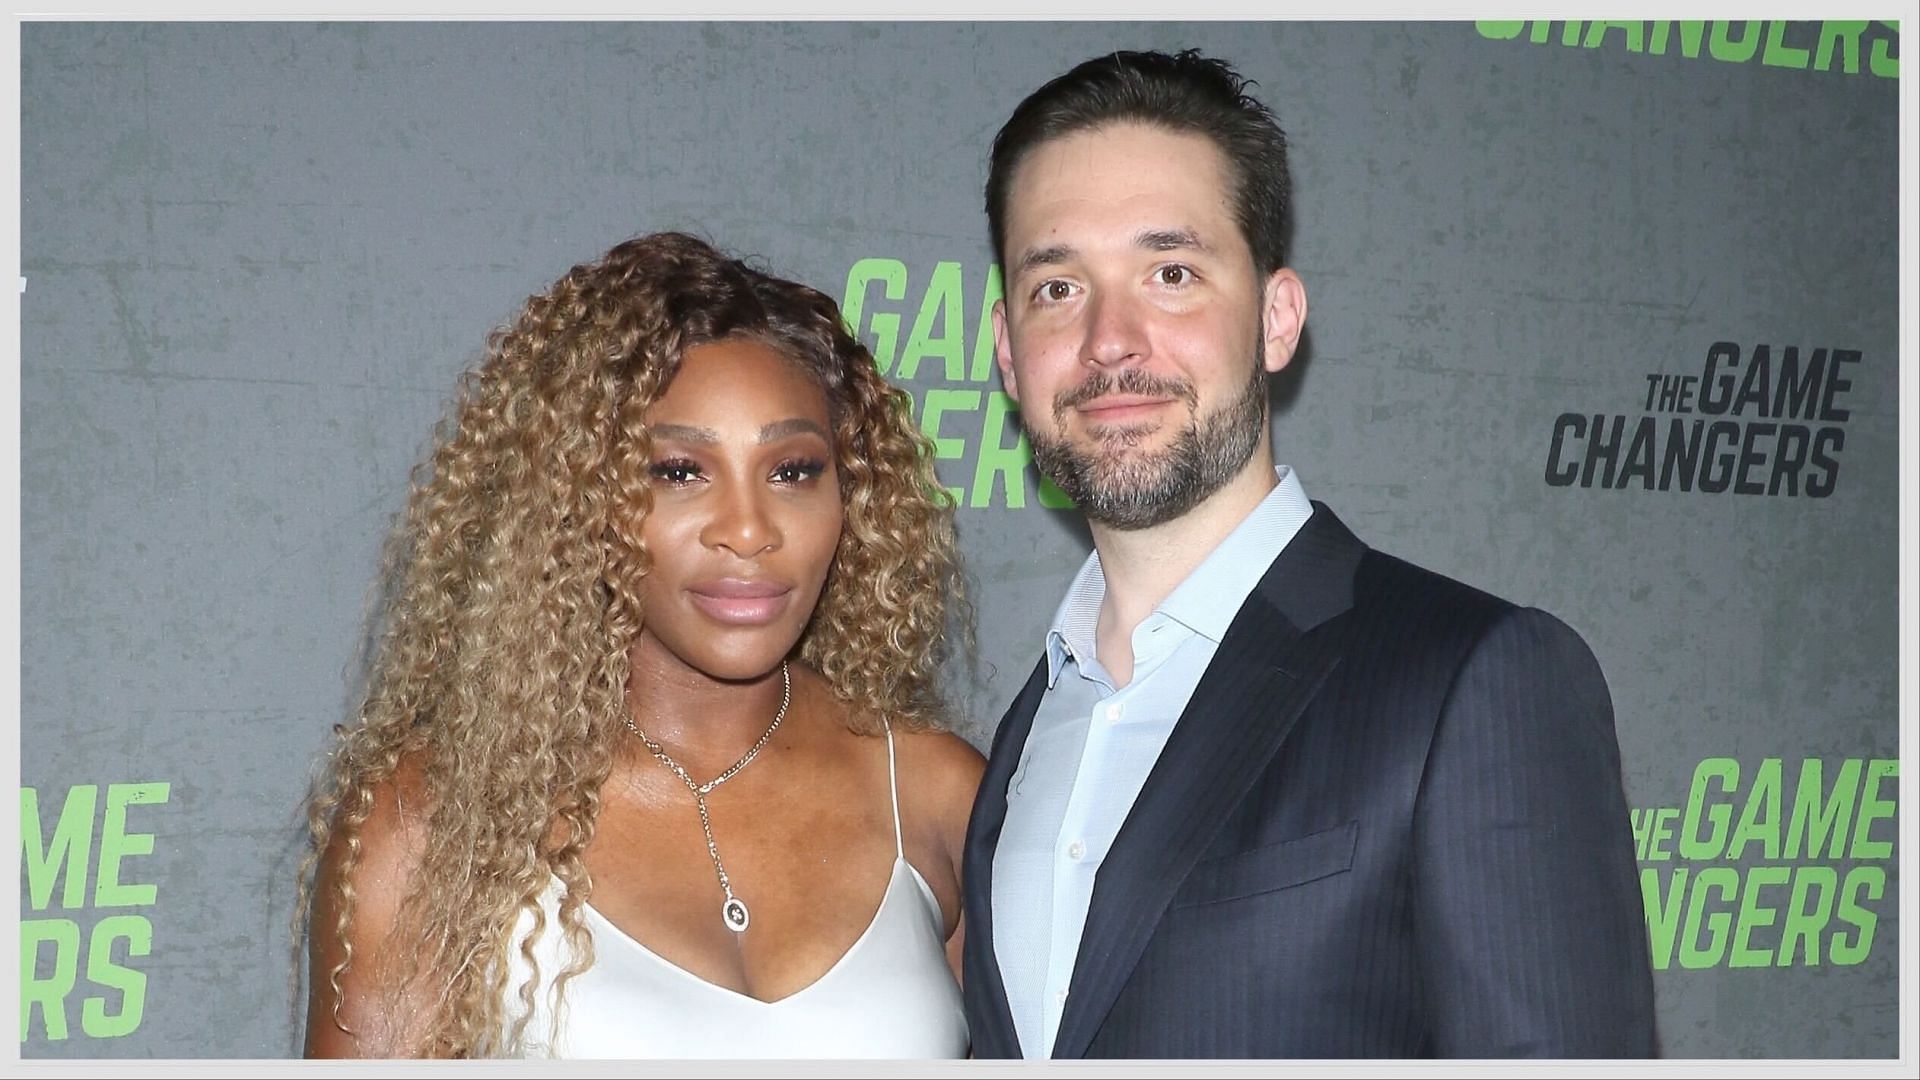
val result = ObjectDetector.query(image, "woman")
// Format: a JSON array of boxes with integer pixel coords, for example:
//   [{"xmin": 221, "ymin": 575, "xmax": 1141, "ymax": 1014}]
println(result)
[{"xmin": 298, "ymin": 232, "xmax": 983, "ymax": 1058}]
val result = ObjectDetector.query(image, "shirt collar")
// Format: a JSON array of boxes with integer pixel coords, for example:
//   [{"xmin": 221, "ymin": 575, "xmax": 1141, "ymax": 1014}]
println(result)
[
  {"xmin": 1044, "ymin": 550, "xmax": 1107, "ymax": 686},
  {"xmin": 1043, "ymin": 466, "xmax": 1313, "ymax": 685}
]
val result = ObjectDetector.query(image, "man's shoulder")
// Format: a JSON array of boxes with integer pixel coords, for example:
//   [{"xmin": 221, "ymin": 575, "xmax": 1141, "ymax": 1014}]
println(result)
[
  {"xmin": 1344, "ymin": 542, "xmax": 1599, "ymax": 668},
  {"xmin": 1250, "ymin": 500, "xmax": 1537, "ymax": 645},
  {"xmin": 1352, "ymin": 545, "xmax": 1516, "ymax": 618}
]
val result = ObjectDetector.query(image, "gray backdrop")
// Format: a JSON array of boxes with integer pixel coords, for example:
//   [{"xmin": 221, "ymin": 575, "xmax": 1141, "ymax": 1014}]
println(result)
[{"xmin": 19, "ymin": 20, "xmax": 1901, "ymax": 1059}]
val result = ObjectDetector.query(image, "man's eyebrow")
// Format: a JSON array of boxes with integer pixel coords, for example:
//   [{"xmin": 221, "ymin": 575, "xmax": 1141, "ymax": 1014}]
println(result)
[
  {"xmin": 1136, "ymin": 227, "xmax": 1211, "ymax": 254},
  {"xmin": 758, "ymin": 418, "xmax": 830, "ymax": 443},
  {"xmin": 1013, "ymin": 243, "xmax": 1074, "ymax": 277},
  {"xmin": 1012, "ymin": 230, "xmax": 1212, "ymax": 277},
  {"xmin": 650, "ymin": 423, "xmax": 717, "ymax": 445}
]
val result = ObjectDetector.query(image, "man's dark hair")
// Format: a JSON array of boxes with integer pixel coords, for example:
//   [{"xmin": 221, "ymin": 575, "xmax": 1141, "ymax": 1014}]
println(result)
[{"xmin": 985, "ymin": 49, "xmax": 1292, "ymax": 276}]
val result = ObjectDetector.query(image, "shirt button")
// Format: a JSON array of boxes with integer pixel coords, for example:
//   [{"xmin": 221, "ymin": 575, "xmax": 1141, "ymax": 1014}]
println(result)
[
  {"xmin": 1054, "ymin": 989, "xmax": 1069, "ymax": 1005},
  {"xmin": 1104, "ymin": 702, "xmax": 1123, "ymax": 722},
  {"xmin": 1066, "ymin": 839, "xmax": 1086, "ymax": 860}
]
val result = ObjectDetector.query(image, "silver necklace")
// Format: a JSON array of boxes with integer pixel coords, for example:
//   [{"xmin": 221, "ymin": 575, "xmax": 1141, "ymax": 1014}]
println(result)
[{"xmin": 622, "ymin": 662, "xmax": 790, "ymax": 933}]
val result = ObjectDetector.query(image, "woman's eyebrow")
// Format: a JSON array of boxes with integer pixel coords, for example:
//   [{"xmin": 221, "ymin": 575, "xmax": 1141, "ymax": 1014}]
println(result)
[
  {"xmin": 758, "ymin": 418, "xmax": 830, "ymax": 443},
  {"xmin": 649, "ymin": 423, "xmax": 718, "ymax": 445}
]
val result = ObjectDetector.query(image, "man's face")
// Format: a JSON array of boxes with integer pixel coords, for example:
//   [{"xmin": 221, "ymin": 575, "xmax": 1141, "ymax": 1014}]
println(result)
[{"xmin": 992, "ymin": 122, "xmax": 1305, "ymax": 530}]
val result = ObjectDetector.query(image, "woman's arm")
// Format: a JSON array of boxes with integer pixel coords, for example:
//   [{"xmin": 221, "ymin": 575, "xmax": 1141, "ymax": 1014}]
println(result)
[
  {"xmin": 303, "ymin": 759, "xmax": 437, "ymax": 1058},
  {"xmin": 921, "ymin": 731, "xmax": 988, "ymax": 985}
]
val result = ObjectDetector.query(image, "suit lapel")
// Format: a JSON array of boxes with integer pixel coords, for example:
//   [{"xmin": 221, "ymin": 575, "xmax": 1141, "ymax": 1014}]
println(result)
[
  {"xmin": 1050, "ymin": 503, "xmax": 1364, "ymax": 1058},
  {"xmin": 962, "ymin": 655, "xmax": 1049, "ymax": 1057}
]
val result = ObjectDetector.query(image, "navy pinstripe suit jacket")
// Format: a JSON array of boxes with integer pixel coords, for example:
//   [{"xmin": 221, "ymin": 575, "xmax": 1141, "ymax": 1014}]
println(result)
[{"xmin": 962, "ymin": 502, "xmax": 1656, "ymax": 1058}]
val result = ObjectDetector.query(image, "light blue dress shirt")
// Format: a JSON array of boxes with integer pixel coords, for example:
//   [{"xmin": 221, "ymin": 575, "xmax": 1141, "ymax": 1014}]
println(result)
[{"xmin": 991, "ymin": 467, "xmax": 1315, "ymax": 1058}]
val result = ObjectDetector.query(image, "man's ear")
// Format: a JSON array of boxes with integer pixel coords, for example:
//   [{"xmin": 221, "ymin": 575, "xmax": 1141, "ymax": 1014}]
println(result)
[
  {"xmin": 1260, "ymin": 269, "xmax": 1308, "ymax": 374},
  {"xmin": 991, "ymin": 298, "xmax": 1019, "ymax": 402}
]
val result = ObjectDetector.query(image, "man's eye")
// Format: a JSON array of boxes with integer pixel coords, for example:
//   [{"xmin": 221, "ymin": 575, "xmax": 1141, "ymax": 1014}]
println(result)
[
  {"xmin": 1157, "ymin": 265, "xmax": 1192, "ymax": 286},
  {"xmin": 1037, "ymin": 280, "xmax": 1074, "ymax": 302}
]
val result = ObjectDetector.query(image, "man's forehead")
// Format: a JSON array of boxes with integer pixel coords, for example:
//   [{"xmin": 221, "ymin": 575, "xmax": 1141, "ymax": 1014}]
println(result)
[{"xmin": 1003, "ymin": 124, "xmax": 1238, "ymax": 250}]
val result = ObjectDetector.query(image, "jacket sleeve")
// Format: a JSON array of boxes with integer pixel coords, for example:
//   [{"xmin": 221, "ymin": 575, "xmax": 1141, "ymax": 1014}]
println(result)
[{"xmin": 1411, "ymin": 606, "xmax": 1657, "ymax": 1057}]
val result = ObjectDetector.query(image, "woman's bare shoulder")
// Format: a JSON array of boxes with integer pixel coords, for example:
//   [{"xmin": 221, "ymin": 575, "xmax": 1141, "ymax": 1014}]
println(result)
[
  {"xmin": 891, "ymin": 726, "xmax": 987, "ymax": 816},
  {"xmin": 893, "ymin": 725, "xmax": 986, "ymax": 768},
  {"xmin": 318, "ymin": 752, "xmax": 436, "ymax": 886}
]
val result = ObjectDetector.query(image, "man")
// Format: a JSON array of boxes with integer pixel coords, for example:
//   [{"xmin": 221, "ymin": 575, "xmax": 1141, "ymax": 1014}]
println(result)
[{"xmin": 962, "ymin": 49, "xmax": 1656, "ymax": 1059}]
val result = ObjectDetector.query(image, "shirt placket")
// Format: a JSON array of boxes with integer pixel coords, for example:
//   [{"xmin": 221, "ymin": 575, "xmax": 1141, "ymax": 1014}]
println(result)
[{"xmin": 1041, "ymin": 681, "xmax": 1117, "ymax": 1053}]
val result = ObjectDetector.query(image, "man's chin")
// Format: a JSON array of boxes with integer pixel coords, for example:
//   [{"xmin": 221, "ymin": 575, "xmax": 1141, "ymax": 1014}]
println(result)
[
  {"xmin": 1075, "ymin": 485, "xmax": 1196, "ymax": 531},
  {"xmin": 1058, "ymin": 462, "xmax": 1198, "ymax": 528},
  {"xmin": 1032, "ymin": 431, "xmax": 1205, "ymax": 527},
  {"xmin": 1073, "ymin": 424, "xmax": 1172, "ymax": 456}
]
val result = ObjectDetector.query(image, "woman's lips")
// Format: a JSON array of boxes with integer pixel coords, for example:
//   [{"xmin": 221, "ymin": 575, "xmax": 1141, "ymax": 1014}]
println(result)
[{"xmin": 687, "ymin": 579, "xmax": 794, "ymax": 625}]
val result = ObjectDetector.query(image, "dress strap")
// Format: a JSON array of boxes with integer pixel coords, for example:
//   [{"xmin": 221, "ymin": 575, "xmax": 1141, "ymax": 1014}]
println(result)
[{"xmin": 882, "ymin": 717, "xmax": 904, "ymax": 859}]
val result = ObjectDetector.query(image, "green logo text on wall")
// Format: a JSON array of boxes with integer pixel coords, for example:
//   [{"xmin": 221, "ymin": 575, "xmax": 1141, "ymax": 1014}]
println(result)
[
  {"xmin": 1477, "ymin": 21, "xmax": 1898, "ymax": 78},
  {"xmin": 20, "ymin": 782, "xmax": 170, "ymax": 1042},
  {"xmin": 842, "ymin": 258, "xmax": 1071, "ymax": 512},
  {"xmin": 1632, "ymin": 758, "xmax": 1896, "ymax": 970}
]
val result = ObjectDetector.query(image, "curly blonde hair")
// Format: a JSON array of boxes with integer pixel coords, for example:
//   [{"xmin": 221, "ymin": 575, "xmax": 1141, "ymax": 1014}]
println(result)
[{"xmin": 295, "ymin": 232, "xmax": 964, "ymax": 1057}]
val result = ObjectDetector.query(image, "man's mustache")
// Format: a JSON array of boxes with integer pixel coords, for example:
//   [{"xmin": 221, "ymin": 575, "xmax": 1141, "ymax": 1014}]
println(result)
[{"xmin": 1052, "ymin": 368, "xmax": 1199, "ymax": 419}]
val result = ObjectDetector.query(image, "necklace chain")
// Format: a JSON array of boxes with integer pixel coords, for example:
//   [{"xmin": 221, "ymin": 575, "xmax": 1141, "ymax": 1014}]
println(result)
[{"xmin": 621, "ymin": 662, "xmax": 790, "ymax": 932}]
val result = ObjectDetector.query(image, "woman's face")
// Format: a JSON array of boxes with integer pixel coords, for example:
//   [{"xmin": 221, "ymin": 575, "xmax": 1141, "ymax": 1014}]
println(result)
[{"xmin": 633, "ymin": 335, "xmax": 844, "ymax": 683}]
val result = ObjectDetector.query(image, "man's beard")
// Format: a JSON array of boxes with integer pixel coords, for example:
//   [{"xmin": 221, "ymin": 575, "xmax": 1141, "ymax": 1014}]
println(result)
[{"xmin": 1028, "ymin": 358, "xmax": 1268, "ymax": 531}]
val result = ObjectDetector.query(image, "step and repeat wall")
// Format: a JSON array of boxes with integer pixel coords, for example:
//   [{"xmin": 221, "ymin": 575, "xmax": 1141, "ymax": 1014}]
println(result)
[{"xmin": 19, "ymin": 20, "xmax": 1902, "ymax": 1059}]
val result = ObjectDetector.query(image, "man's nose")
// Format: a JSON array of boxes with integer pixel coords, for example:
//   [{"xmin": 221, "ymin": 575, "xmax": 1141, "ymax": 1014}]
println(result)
[{"xmin": 1082, "ymin": 291, "xmax": 1150, "ymax": 369}]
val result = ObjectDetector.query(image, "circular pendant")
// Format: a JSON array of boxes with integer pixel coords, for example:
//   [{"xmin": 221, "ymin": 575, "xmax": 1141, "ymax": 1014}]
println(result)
[{"xmin": 722, "ymin": 897, "xmax": 750, "ymax": 932}]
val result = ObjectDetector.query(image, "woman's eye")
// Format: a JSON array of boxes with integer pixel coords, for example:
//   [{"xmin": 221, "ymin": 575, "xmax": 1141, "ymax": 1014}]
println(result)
[
  {"xmin": 649, "ymin": 461, "xmax": 702, "ymax": 485},
  {"xmin": 772, "ymin": 459, "xmax": 827, "ymax": 484}
]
